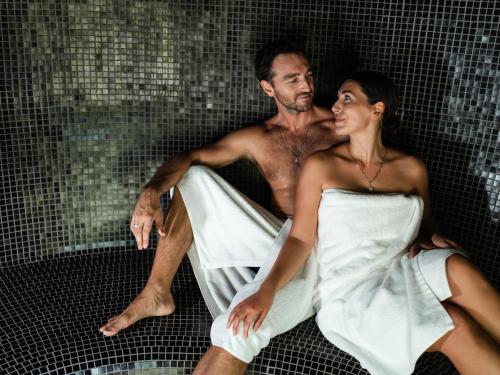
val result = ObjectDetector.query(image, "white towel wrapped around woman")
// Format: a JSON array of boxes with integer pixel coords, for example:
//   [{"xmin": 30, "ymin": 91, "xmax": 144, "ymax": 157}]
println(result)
[
  {"xmin": 314, "ymin": 188, "xmax": 462, "ymax": 375},
  {"xmin": 210, "ymin": 187, "xmax": 463, "ymax": 375}
]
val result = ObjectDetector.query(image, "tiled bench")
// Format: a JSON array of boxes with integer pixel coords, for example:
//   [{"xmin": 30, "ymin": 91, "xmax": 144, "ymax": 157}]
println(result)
[{"xmin": 0, "ymin": 250, "xmax": 457, "ymax": 374}]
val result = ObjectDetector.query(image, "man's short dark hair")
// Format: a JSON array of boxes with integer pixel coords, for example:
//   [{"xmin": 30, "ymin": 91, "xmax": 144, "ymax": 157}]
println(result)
[{"xmin": 255, "ymin": 39, "xmax": 307, "ymax": 82}]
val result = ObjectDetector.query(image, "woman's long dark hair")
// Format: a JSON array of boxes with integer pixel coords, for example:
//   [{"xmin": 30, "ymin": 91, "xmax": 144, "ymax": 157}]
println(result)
[{"xmin": 345, "ymin": 71, "xmax": 401, "ymax": 132}]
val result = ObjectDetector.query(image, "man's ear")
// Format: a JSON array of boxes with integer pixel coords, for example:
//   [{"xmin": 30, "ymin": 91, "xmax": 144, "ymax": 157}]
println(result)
[{"xmin": 260, "ymin": 80, "xmax": 275, "ymax": 97}]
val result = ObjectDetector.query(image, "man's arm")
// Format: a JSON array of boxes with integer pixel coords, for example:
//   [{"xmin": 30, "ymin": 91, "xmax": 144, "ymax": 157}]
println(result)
[
  {"xmin": 143, "ymin": 132, "xmax": 253, "ymax": 208},
  {"xmin": 132, "ymin": 126, "xmax": 258, "ymax": 249}
]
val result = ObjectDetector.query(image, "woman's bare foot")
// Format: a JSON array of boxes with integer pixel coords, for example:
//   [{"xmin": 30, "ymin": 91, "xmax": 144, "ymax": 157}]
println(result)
[{"xmin": 99, "ymin": 285, "xmax": 175, "ymax": 336}]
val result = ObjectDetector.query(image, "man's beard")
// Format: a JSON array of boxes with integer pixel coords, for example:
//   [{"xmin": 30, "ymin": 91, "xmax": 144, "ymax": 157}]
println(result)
[{"xmin": 274, "ymin": 90, "xmax": 313, "ymax": 112}]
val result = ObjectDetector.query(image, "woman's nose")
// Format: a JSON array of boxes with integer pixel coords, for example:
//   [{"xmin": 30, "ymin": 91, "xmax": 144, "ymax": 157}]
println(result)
[{"xmin": 331, "ymin": 101, "xmax": 341, "ymax": 113}]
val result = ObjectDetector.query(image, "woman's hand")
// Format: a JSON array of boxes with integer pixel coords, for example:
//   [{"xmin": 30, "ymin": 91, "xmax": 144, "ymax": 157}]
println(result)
[
  {"xmin": 409, "ymin": 233, "xmax": 463, "ymax": 258},
  {"xmin": 226, "ymin": 287, "xmax": 275, "ymax": 338}
]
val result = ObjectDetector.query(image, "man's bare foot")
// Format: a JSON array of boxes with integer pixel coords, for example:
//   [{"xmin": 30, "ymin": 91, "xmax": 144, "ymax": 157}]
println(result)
[{"xmin": 99, "ymin": 285, "xmax": 175, "ymax": 336}]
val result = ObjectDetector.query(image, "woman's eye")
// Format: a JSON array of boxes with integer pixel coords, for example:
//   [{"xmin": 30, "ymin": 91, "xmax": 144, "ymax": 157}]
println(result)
[{"xmin": 344, "ymin": 94, "xmax": 351, "ymax": 102}]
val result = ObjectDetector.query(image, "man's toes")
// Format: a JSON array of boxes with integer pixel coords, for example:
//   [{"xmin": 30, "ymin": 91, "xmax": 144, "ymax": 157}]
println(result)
[
  {"xmin": 99, "ymin": 316, "xmax": 122, "ymax": 336},
  {"xmin": 101, "ymin": 328, "xmax": 118, "ymax": 337},
  {"xmin": 101, "ymin": 321, "xmax": 122, "ymax": 336}
]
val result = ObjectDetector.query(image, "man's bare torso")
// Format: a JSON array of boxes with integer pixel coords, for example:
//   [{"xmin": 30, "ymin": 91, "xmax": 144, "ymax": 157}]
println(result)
[{"xmin": 247, "ymin": 107, "xmax": 344, "ymax": 219}]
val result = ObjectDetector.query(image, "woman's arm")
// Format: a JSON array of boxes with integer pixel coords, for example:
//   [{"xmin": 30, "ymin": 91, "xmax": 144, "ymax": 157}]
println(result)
[
  {"xmin": 226, "ymin": 155, "xmax": 325, "ymax": 337},
  {"xmin": 409, "ymin": 158, "xmax": 463, "ymax": 257}
]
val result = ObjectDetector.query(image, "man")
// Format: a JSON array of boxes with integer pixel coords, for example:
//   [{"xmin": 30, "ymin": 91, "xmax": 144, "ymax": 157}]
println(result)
[{"xmin": 99, "ymin": 41, "xmax": 346, "ymax": 370}]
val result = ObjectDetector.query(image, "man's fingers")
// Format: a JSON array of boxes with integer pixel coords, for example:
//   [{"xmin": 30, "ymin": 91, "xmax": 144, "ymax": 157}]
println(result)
[
  {"xmin": 408, "ymin": 249, "xmax": 416, "ymax": 259},
  {"xmin": 142, "ymin": 220, "xmax": 153, "ymax": 249},
  {"xmin": 446, "ymin": 239, "xmax": 462, "ymax": 250},
  {"xmin": 433, "ymin": 238, "xmax": 449, "ymax": 248},
  {"xmin": 131, "ymin": 225, "xmax": 143, "ymax": 250},
  {"xmin": 448, "ymin": 239, "xmax": 464, "ymax": 251},
  {"xmin": 419, "ymin": 241, "xmax": 434, "ymax": 250},
  {"xmin": 154, "ymin": 210, "xmax": 166, "ymax": 236},
  {"xmin": 408, "ymin": 245, "xmax": 419, "ymax": 259}
]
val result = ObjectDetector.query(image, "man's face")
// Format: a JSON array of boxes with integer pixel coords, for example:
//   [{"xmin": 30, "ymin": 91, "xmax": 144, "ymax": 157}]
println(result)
[{"xmin": 264, "ymin": 53, "xmax": 314, "ymax": 112}]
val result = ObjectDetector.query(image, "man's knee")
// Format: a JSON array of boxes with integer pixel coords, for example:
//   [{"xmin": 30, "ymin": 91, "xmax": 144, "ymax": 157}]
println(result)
[
  {"xmin": 194, "ymin": 346, "xmax": 247, "ymax": 375},
  {"xmin": 158, "ymin": 187, "xmax": 192, "ymax": 243},
  {"xmin": 210, "ymin": 311, "xmax": 270, "ymax": 364},
  {"xmin": 169, "ymin": 165, "xmax": 212, "ymax": 213},
  {"xmin": 208, "ymin": 346, "xmax": 245, "ymax": 363}
]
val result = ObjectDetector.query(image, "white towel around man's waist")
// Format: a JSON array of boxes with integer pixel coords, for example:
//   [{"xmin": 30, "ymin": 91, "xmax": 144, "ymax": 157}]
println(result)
[{"xmin": 174, "ymin": 166, "xmax": 287, "ymax": 317}]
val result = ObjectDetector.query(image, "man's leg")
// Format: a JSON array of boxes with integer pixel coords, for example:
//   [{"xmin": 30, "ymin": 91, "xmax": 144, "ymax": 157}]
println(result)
[
  {"xmin": 193, "ymin": 347, "xmax": 247, "ymax": 375},
  {"xmin": 100, "ymin": 188, "xmax": 193, "ymax": 336},
  {"xmin": 193, "ymin": 251, "xmax": 317, "ymax": 372}
]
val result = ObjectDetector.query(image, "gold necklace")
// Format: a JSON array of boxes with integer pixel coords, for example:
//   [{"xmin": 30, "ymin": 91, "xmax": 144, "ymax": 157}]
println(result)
[
  {"xmin": 278, "ymin": 126, "xmax": 310, "ymax": 167},
  {"xmin": 347, "ymin": 147, "xmax": 387, "ymax": 192}
]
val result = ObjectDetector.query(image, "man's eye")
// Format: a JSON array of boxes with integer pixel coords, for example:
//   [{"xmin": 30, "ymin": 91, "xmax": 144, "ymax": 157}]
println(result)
[
  {"xmin": 344, "ymin": 94, "xmax": 351, "ymax": 101},
  {"xmin": 288, "ymin": 79, "xmax": 298, "ymax": 84}
]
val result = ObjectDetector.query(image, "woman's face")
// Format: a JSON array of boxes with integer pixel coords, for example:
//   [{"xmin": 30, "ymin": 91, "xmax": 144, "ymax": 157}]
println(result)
[{"xmin": 331, "ymin": 80, "xmax": 378, "ymax": 136}]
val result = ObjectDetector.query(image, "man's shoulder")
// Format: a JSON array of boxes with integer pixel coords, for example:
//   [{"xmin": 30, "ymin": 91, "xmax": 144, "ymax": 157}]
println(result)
[
  {"xmin": 244, "ymin": 116, "xmax": 284, "ymax": 137},
  {"xmin": 218, "ymin": 123, "xmax": 271, "ymax": 155},
  {"xmin": 309, "ymin": 106, "xmax": 339, "ymax": 139},
  {"xmin": 312, "ymin": 105, "xmax": 336, "ymax": 126},
  {"xmin": 313, "ymin": 105, "xmax": 335, "ymax": 118},
  {"xmin": 225, "ymin": 123, "xmax": 267, "ymax": 139}
]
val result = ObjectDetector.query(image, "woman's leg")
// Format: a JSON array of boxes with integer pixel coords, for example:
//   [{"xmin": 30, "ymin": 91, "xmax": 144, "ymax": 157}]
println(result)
[
  {"xmin": 445, "ymin": 254, "xmax": 500, "ymax": 343},
  {"xmin": 427, "ymin": 302, "xmax": 500, "ymax": 374}
]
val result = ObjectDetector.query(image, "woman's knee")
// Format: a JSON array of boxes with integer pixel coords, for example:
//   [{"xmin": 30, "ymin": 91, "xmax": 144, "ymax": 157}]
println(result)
[
  {"xmin": 429, "ymin": 303, "xmax": 479, "ymax": 354},
  {"xmin": 446, "ymin": 254, "xmax": 476, "ymax": 275},
  {"xmin": 446, "ymin": 254, "xmax": 491, "ymax": 297}
]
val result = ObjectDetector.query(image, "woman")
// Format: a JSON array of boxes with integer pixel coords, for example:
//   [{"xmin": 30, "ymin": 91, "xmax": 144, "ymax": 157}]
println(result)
[{"xmin": 225, "ymin": 72, "xmax": 500, "ymax": 374}]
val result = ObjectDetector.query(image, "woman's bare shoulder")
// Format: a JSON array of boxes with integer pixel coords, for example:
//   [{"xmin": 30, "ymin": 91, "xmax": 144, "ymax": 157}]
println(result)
[
  {"xmin": 308, "ymin": 144, "xmax": 347, "ymax": 164},
  {"xmin": 302, "ymin": 145, "xmax": 348, "ymax": 182},
  {"xmin": 386, "ymin": 148, "xmax": 428, "ymax": 179}
]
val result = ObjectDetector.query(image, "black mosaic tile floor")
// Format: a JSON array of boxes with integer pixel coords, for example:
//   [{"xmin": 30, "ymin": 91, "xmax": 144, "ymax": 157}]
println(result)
[{"xmin": 0, "ymin": 251, "xmax": 457, "ymax": 374}]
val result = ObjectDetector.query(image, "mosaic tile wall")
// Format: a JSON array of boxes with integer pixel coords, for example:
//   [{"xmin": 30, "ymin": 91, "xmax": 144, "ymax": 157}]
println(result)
[{"xmin": 1, "ymin": 0, "xmax": 498, "ymax": 283}]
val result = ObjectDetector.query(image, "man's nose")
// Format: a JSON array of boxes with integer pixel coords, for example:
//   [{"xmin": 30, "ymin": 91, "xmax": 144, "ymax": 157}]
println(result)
[{"xmin": 300, "ymin": 77, "xmax": 313, "ymax": 93}]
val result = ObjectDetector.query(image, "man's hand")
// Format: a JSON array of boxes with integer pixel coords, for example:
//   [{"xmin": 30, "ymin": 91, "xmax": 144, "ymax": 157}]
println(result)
[
  {"xmin": 226, "ymin": 287, "xmax": 274, "ymax": 338},
  {"xmin": 130, "ymin": 188, "xmax": 164, "ymax": 250},
  {"xmin": 408, "ymin": 233, "xmax": 463, "ymax": 259}
]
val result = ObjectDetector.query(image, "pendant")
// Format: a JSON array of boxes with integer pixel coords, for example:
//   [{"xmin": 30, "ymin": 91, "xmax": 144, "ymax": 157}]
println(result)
[
  {"xmin": 368, "ymin": 186, "xmax": 374, "ymax": 192},
  {"xmin": 294, "ymin": 157, "xmax": 299, "ymax": 165}
]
